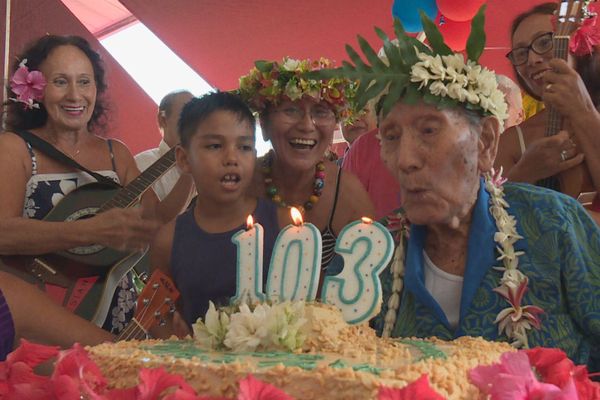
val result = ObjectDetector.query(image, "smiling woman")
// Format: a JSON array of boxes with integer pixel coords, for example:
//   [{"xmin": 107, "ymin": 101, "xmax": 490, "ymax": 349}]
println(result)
[
  {"xmin": 237, "ymin": 57, "xmax": 375, "ymax": 284},
  {"xmin": 0, "ymin": 35, "xmax": 181, "ymax": 333}
]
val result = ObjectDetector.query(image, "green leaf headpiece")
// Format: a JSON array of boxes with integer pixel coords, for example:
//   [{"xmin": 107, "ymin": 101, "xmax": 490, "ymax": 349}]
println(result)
[{"xmin": 312, "ymin": 5, "xmax": 508, "ymax": 127}]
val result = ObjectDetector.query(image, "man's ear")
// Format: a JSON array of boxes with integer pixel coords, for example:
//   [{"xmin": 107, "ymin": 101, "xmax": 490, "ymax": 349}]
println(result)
[
  {"xmin": 175, "ymin": 144, "xmax": 191, "ymax": 174},
  {"xmin": 158, "ymin": 110, "xmax": 167, "ymax": 135},
  {"xmin": 478, "ymin": 116, "xmax": 501, "ymax": 173}
]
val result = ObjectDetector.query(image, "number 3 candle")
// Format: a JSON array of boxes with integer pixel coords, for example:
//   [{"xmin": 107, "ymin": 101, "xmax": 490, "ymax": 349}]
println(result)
[
  {"xmin": 321, "ymin": 217, "xmax": 393, "ymax": 324},
  {"xmin": 231, "ymin": 215, "xmax": 265, "ymax": 304},
  {"xmin": 266, "ymin": 207, "xmax": 322, "ymax": 302}
]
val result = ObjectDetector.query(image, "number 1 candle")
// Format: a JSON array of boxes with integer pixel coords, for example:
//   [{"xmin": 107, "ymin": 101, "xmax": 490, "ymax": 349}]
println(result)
[
  {"xmin": 266, "ymin": 207, "xmax": 322, "ymax": 302},
  {"xmin": 321, "ymin": 217, "xmax": 393, "ymax": 324},
  {"xmin": 231, "ymin": 215, "xmax": 265, "ymax": 304}
]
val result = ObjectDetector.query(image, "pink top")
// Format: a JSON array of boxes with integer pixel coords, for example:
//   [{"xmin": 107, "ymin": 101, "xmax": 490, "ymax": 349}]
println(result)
[{"xmin": 342, "ymin": 128, "xmax": 401, "ymax": 220}]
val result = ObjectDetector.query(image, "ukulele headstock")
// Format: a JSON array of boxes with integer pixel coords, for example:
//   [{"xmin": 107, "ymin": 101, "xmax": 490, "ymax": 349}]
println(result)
[
  {"xmin": 133, "ymin": 269, "xmax": 180, "ymax": 334},
  {"xmin": 556, "ymin": 1, "xmax": 586, "ymax": 40}
]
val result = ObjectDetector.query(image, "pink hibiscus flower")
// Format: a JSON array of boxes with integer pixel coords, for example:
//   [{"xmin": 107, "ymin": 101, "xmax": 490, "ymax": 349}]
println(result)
[
  {"xmin": 378, "ymin": 374, "xmax": 445, "ymax": 400},
  {"xmin": 237, "ymin": 375, "xmax": 293, "ymax": 400},
  {"xmin": 10, "ymin": 60, "xmax": 46, "ymax": 109},
  {"xmin": 469, "ymin": 351, "xmax": 578, "ymax": 399}
]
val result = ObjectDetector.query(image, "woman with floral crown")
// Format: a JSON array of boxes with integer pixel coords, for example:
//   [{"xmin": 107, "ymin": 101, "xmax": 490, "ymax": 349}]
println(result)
[
  {"xmin": 319, "ymin": 7, "xmax": 600, "ymax": 373},
  {"xmin": 495, "ymin": 2, "xmax": 600, "ymax": 224},
  {"xmin": 238, "ymin": 58, "xmax": 375, "ymax": 282}
]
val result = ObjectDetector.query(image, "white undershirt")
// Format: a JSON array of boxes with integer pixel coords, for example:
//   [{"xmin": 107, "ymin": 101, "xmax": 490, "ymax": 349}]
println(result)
[{"xmin": 423, "ymin": 251, "xmax": 464, "ymax": 329}]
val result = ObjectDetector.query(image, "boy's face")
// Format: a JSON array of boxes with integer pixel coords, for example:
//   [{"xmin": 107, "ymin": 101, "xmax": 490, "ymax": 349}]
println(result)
[{"xmin": 177, "ymin": 110, "xmax": 256, "ymax": 204}]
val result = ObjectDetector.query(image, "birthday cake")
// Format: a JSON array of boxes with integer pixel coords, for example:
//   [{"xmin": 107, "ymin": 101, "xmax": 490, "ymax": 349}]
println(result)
[{"xmin": 87, "ymin": 302, "xmax": 514, "ymax": 399}]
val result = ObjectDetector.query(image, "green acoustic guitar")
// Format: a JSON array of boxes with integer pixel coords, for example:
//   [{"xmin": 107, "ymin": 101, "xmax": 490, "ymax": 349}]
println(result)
[{"xmin": 1, "ymin": 147, "xmax": 176, "ymax": 327}]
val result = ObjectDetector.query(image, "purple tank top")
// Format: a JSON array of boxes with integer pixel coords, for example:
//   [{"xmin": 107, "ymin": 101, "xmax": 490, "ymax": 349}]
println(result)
[
  {"xmin": 0, "ymin": 288, "xmax": 15, "ymax": 361},
  {"xmin": 170, "ymin": 198, "xmax": 280, "ymax": 325}
]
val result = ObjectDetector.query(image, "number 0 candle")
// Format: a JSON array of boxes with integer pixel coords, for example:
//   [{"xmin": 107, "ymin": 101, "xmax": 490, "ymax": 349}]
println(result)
[
  {"xmin": 231, "ymin": 215, "xmax": 265, "ymax": 304},
  {"xmin": 321, "ymin": 217, "xmax": 393, "ymax": 324},
  {"xmin": 266, "ymin": 207, "xmax": 322, "ymax": 302}
]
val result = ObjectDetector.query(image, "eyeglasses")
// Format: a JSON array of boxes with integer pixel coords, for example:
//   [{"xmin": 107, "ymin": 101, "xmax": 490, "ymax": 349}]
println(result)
[
  {"xmin": 506, "ymin": 32, "xmax": 554, "ymax": 66},
  {"xmin": 274, "ymin": 105, "xmax": 336, "ymax": 126}
]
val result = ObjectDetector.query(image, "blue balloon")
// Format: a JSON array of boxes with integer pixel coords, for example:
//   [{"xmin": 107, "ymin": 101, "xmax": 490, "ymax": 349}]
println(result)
[{"xmin": 392, "ymin": 0, "xmax": 438, "ymax": 33}]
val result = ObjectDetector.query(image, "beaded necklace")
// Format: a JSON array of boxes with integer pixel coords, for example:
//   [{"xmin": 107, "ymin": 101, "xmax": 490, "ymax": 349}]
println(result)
[
  {"xmin": 261, "ymin": 150, "xmax": 325, "ymax": 215},
  {"xmin": 382, "ymin": 170, "xmax": 543, "ymax": 348}
]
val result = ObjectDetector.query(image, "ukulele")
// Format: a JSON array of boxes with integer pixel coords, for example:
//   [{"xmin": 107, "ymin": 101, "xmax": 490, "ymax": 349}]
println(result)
[
  {"xmin": 545, "ymin": 0, "xmax": 597, "ymax": 204},
  {"xmin": 115, "ymin": 269, "xmax": 180, "ymax": 341},
  {"xmin": 0, "ymin": 147, "xmax": 176, "ymax": 326}
]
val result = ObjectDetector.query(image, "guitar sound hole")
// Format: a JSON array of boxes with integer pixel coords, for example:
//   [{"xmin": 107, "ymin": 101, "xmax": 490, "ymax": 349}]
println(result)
[{"xmin": 65, "ymin": 207, "xmax": 106, "ymax": 255}]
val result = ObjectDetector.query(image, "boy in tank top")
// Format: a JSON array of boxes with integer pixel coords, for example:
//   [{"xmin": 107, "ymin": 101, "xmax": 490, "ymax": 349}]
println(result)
[{"xmin": 150, "ymin": 92, "xmax": 282, "ymax": 327}]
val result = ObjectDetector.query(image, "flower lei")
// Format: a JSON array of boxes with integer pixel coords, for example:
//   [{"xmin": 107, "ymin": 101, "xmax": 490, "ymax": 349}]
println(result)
[
  {"xmin": 382, "ymin": 170, "xmax": 544, "ymax": 348},
  {"xmin": 9, "ymin": 59, "xmax": 46, "ymax": 110},
  {"xmin": 237, "ymin": 57, "xmax": 357, "ymax": 122},
  {"xmin": 409, "ymin": 50, "xmax": 509, "ymax": 129}
]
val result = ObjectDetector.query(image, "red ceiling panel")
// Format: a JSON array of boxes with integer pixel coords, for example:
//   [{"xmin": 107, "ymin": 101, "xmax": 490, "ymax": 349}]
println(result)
[
  {"xmin": 1, "ymin": 0, "xmax": 158, "ymax": 154},
  {"xmin": 120, "ymin": 0, "xmax": 550, "ymax": 89}
]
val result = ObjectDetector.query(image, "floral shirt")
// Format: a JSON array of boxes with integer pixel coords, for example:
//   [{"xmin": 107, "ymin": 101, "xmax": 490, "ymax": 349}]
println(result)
[{"xmin": 373, "ymin": 182, "xmax": 600, "ymax": 372}]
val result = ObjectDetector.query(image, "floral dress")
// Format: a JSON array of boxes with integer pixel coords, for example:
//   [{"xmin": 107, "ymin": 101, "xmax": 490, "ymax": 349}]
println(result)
[{"xmin": 22, "ymin": 140, "xmax": 136, "ymax": 334}]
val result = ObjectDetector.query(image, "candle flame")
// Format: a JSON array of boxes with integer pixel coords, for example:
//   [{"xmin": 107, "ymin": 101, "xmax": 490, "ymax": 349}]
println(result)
[
  {"xmin": 246, "ymin": 215, "xmax": 254, "ymax": 230},
  {"xmin": 290, "ymin": 207, "xmax": 303, "ymax": 226},
  {"xmin": 361, "ymin": 217, "xmax": 373, "ymax": 224}
]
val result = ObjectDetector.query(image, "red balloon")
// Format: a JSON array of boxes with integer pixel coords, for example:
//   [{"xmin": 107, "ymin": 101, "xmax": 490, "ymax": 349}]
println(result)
[
  {"xmin": 437, "ymin": 0, "xmax": 486, "ymax": 22},
  {"xmin": 438, "ymin": 17, "xmax": 472, "ymax": 51}
]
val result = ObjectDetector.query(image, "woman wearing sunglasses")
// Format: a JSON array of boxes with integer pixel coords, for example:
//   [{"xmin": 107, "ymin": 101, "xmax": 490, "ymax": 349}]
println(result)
[{"xmin": 495, "ymin": 2, "xmax": 600, "ymax": 222}]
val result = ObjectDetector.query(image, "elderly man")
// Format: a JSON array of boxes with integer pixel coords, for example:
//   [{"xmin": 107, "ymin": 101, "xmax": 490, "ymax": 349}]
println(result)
[{"xmin": 322, "ymin": 8, "xmax": 600, "ymax": 373}]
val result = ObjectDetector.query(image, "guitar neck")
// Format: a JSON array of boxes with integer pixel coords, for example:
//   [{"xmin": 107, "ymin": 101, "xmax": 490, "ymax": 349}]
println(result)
[
  {"xmin": 547, "ymin": 0, "xmax": 581, "ymax": 137},
  {"xmin": 115, "ymin": 317, "xmax": 147, "ymax": 341},
  {"xmin": 98, "ymin": 147, "xmax": 176, "ymax": 212}
]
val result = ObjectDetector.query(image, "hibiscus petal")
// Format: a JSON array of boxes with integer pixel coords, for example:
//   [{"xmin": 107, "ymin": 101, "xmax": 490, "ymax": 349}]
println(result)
[
  {"xmin": 378, "ymin": 375, "xmax": 445, "ymax": 400},
  {"xmin": 137, "ymin": 367, "xmax": 196, "ymax": 400},
  {"xmin": 237, "ymin": 374, "xmax": 293, "ymax": 400},
  {"xmin": 7, "ymin": 339, "xmax": 59, "ymax": 368}
]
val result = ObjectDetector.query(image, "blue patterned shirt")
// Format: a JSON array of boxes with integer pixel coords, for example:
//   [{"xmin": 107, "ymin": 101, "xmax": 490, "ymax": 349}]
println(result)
[{"xmin": 374, "ymin": 181, "xmax": 600, "ymax": 372}]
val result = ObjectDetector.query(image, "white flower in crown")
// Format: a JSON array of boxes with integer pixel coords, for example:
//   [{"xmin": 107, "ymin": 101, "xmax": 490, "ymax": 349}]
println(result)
[
  {"xmin": 282, "ymin": 58, "xmax": 301, "ymax": 71},
  {"xmin": 410, "ymin": 64, "xmax": 435, "ymax": 89},
  {"xmin": 429, "ymin": 81, "xmax": 448, "ymax": 97}
]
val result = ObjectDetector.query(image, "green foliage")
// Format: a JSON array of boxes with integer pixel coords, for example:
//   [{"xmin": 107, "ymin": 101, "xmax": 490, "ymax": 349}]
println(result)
[
  {"xmin": 309, "ymin": 4, "xmax": 488, "ymax": 117},
  {"xmin": 466, "ymin": 5, "xmax": 487, "ymax": 62}
]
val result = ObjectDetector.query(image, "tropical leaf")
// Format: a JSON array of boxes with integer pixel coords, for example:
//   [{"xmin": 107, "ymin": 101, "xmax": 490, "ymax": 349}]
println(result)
[
  {"xmin": 420, "ymin": 10, "xmax": 453, "ymax": 56},
  {"xmin": 345, "ymin": 44, "xmax": 371, "ymax": 73},
  {"xmin": 466, "ymin": 4, "xmax": 487, "ymax": 62},
  {"xmin": 381, "ymin": 77, "xmax": 408, "ymax": 116},
  {"xmin": 393, "ymin": 18, "xmax": 430, "ymax": 57},
  {"xmin": 255, "ymin": 60, "xmax": 273, "ymax": 73},
  {"xmin": 357, "ymin": 35, "xmax": 388, "ymax": 72}
]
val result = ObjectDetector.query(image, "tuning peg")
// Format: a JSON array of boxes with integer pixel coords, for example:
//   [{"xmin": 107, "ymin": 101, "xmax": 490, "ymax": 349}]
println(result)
[
  {"xmin": 143, "ymin": 298, "xmax": 150, "ymax": 305},
  {"xmin": 139, "ymin": 272, "xmax": 149, "ymax": 283},
  {"xmin": 159, "ymin": 318, "xmax": 166, "ymax": 326},
  {"xmin": 152, "ymin": 283, "xmax": 160, "ymax": 289}
]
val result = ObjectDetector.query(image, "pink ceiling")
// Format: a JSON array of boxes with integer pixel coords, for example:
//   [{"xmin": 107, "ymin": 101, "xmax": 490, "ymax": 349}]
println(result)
[
  {"xmin": 1, "ymin": 0, "xmax": 158, "ymax": 154},
  {"xmin": 118, "ymin": 0, "xmax": 551, "ymax": 90}
]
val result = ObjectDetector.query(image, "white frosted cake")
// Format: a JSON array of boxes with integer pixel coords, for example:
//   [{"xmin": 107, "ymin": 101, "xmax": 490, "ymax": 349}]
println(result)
[{"xmin": 87, "ymin": 303, "xmax": 513, "ymax": 399}]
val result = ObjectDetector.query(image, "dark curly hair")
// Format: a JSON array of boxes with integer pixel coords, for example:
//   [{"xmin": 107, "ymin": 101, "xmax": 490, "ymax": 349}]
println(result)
[
  {"xmin": 511, "ymin": 3, "xmax": 600, "ymax": 106},
  {"xmin": 4, "ymin": 35, "xmax": 109, "ymax": 133}
]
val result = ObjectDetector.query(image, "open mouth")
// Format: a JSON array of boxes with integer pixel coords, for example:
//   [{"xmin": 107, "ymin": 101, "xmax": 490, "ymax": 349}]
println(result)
[
  {"xmin": 289, "ymin": 138, "xmax": 317, "ymax": 150},
  {"xmin": 221, "ymin": 173, "xmax": 241, "ymax": 187}
]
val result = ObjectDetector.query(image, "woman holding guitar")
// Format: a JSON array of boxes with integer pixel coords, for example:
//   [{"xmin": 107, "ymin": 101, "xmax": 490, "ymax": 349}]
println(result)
[
  {"xmin": 0, "ymin": 36, "xmax": 177, "ymax": 333},
  {"xmin": 496, "ymin": 2, "xmax": 600, "ymax": 223}
]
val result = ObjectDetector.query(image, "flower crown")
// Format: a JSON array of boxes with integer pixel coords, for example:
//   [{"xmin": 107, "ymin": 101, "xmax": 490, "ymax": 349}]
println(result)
[
  {"xmin": 312, "ymin": 5, "xmax": 509, "ymax": 128},
  {"xmin": 237, "ymin": 57, "xmax": 358, "ymax": 122},
  {"xmin": 9, "ymin": 59, "xmax": 46, "ymax": 110}
]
